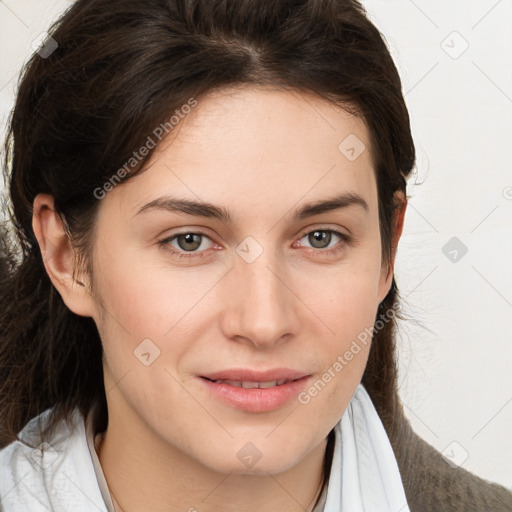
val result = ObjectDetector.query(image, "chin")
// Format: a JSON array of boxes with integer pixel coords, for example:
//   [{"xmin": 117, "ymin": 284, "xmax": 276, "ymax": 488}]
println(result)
[{"xmin": 191, "ymin": 436, "xmax": 312, "ymax": 476}]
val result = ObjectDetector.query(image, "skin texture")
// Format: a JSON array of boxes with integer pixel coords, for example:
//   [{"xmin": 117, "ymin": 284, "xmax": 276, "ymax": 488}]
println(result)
[{"xmin": 32, "ymin": 86, "xmax": 406, "ymax": 512}]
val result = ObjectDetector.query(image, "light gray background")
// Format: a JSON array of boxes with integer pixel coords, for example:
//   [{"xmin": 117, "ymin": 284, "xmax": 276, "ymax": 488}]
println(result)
[{"xmin": 1, "ymin": 0, "xmax": 511, "ymax": 488}]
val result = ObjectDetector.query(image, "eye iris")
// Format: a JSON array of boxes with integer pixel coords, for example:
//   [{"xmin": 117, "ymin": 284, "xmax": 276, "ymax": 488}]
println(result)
[
  {"xmin": 309, "ymin": 230, "xmax": 331, "ymax": 249},
  {"xmin": 177, "ymin": 233, "xmax": 202, "ymax": 251}
]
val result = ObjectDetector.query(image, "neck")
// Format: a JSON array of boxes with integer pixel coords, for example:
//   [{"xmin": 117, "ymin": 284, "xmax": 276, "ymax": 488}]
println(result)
[{"xmin": 97, "ymin": 405, "xmax": 330, "ymax": 512}]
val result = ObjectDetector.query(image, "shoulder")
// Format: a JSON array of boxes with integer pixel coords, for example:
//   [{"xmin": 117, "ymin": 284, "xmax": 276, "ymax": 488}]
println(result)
[
  {"xmin": 390, "ymin": 411, "xmax": 512, "ymax": 512},
  {"xmin": 0, "ymin": 408, "xmax": 107, "ymax": 512}
]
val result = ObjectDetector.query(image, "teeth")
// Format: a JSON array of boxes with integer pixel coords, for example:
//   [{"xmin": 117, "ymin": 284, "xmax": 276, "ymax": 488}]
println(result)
[
  {"xmin": 213, "ymin": 379, "xmax": 287, "ymax": 388},
  {"xmin": 223, "ymin": 380, "xmax": 242, "ymax": 387}
]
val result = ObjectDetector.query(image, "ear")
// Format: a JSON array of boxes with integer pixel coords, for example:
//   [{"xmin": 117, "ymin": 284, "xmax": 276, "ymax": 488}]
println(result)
[
  {"xmin": 377, "ymin": 190, "xmax": 407, "ymax": 302},
  {"xmin": 32, "ymin": 193, "xmax": 97, "ymax": 317}
]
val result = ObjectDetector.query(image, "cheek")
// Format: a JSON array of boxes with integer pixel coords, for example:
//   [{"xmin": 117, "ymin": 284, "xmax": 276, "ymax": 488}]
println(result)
[
  {"xmin": 90, "ymin": 247, "xmax": 231, "ymax": 387},
  {"xmin": 295, "ymin": 253, "xmax": 382, "ymax": 404},
  {"xmin": 90, "ymin": 256, "xmax": 215, "ymax": 426},
  {"xmin": 92, "ymin": 240, "xmax": 221, "ymax": 330},
  {"xmin": 301, "ymin": 251, "xmax": 383, "ymax": 341}
]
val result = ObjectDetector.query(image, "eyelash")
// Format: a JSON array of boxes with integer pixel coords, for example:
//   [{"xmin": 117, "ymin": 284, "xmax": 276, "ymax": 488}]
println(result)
[{"xmin": 157, "ymin": 227, "xmax": 351, "ymax": 261}]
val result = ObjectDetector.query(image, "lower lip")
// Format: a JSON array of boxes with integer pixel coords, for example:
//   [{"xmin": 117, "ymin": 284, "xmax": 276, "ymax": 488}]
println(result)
[{"xmin": 199, "ymin": 376, "xmax": 311, "ymax": 412}]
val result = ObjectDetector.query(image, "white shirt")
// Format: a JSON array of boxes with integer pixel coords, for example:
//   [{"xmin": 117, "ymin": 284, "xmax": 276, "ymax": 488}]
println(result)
[{"xmin": 0, "ymin": 384, "xmax": 409, "ymax": 511}]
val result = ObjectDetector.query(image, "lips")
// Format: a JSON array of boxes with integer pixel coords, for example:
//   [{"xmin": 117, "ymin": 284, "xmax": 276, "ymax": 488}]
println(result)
[{"xmin": 199, "ymin": 368, "xmax": 311, "ymax": 412}]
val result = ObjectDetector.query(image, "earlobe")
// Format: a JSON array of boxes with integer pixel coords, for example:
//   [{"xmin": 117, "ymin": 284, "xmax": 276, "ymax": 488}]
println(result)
[{"xmin": 32, "ymin": 193, "xmax": 96, "ymax": 318}]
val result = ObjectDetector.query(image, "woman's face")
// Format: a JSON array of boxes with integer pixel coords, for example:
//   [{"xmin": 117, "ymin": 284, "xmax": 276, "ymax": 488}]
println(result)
[{"xmin": 88, "ymin": 86, "xmax": 393, "ymax": 474}]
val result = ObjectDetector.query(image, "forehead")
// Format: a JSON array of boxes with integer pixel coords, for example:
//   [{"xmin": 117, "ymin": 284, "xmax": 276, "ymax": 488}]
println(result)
[
  {"xmin": 164, "ymin": 86, "xmax": 372, "ymax": 164},
  {"xmin": 100, "ymin": 86, "xmax": 378, "ymax": 221}
]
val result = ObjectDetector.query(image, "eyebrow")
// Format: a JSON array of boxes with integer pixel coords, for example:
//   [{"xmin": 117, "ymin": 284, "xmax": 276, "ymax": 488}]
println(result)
[{"xmin": 134, "ymin": 192, "xmax": 369, "ymax": 223}]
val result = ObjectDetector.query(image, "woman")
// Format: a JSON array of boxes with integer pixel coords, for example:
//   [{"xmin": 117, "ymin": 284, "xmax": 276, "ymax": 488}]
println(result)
[{"xmin": 0, "ymin": 0, "xmax": 511, "ymax": 511}]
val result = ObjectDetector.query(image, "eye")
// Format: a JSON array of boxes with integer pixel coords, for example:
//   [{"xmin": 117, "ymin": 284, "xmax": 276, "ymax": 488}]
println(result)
[
  {"xmin": 158, "ymin": 231, "xmax": 217, "ymax": 259},
  {"xmin": 158, "ymin": 228, "xmax": 350, "ymax": 261},
  {"xmin": 295, "ymin": 228, "xmax": 350, "ymax": 255}
]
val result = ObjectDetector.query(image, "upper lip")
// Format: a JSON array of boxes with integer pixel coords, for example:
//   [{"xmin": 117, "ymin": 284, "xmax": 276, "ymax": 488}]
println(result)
[{"xmin": 201, "ymin": 368, "xmax": 310, "ymax": 382}]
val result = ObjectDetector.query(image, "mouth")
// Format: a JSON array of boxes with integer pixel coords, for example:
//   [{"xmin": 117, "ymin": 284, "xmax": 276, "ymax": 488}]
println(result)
[
  {"xmin": 202, "ymin": 377, "xmax": 295, "ymax": 388},
  {"xmin": 198, "ymin": 368, "xmax": 311, "ymax": 412}
]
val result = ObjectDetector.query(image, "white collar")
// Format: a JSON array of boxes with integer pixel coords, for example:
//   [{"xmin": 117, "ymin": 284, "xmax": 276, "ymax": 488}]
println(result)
[{"xmin": 325, "ymin": 384, "xmax": 410, "ymax": 511}]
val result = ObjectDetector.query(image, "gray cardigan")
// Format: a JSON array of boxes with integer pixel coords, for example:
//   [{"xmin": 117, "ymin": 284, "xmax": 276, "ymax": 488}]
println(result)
[{"xmin": 388, "ymin": 411, "xmax": 512, "ymax": 512}]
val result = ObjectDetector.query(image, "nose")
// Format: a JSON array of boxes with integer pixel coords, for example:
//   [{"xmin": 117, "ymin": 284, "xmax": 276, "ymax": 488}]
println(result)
[{"xmin": 220, "ymin": 246, "xmax": 301, "ymax": 349}]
